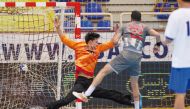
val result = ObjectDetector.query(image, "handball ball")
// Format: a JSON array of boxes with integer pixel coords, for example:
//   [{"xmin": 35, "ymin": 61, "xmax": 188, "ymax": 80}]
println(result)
[{"xmin": 19, "ymin": 64, "xmax": 28, "ymax": 72}]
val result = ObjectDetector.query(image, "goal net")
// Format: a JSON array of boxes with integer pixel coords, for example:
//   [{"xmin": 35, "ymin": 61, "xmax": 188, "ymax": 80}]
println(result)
[{"xmin": 0, "ymin": 1, "xmax": 80, "ymax": 109}]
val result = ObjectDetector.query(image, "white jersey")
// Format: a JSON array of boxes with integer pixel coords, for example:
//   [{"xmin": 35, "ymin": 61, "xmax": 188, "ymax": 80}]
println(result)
[{"xmin": 165, "ymin": 8, "xmax": 190, "ymax": 68}]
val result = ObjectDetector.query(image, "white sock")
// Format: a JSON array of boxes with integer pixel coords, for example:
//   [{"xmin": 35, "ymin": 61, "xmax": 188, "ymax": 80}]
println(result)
[
  {"xmin": 84, "ymin": 85, "xmax": 96, "ymax": 96},
  {"xmin": 134, "ymin": 101, "xmax": 140, "ymax": 109}
]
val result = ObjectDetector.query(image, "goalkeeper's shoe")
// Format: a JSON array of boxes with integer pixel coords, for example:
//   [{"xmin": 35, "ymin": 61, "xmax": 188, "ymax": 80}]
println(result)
[{"xmin": 73, "ymin": 91, "xmax": 88, "ymax": 102}]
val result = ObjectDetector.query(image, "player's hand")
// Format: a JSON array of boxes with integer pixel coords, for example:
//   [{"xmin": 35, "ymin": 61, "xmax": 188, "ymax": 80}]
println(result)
[
  {"xmin": 153, "ymin": 45, "xmax": 160, "ymax": 54},
  {"xmin": 113, "ymin": 24, "xmax": 119, "ymax": 33},
  {"xmin": 54, "ymin": 17, "xmax": 61, "ymax": 29}
]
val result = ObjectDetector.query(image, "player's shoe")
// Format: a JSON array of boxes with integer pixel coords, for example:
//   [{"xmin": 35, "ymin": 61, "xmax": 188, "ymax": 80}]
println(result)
[{"xmin": 72, "ymin": 91, "xmax": 88, "ymax": 102}]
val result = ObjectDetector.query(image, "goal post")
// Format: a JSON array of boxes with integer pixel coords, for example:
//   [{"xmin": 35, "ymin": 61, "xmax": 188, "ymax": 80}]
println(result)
[{"xmin": 0, "ymin": 1, "xmax": 81, "ymax": 109}]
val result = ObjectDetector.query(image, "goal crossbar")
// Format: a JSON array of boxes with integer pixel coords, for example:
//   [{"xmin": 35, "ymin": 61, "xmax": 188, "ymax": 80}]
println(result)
[{"xmin": 0, "ymin": 1, "xmax": 81, "ymax": 39}]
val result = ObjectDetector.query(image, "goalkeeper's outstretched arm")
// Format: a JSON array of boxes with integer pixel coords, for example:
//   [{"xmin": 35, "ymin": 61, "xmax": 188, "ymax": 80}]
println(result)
[
  {"xmin": 97, "ymin": 24, "xmax": 121, "ymax": 52},
  {"xmin": 54, "ymin": 18, "xmax": 77, "ymax": 50}
]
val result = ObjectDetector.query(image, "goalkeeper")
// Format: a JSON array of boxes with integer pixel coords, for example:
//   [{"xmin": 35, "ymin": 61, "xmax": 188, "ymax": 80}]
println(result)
[{"xmin": 47, "ymin": 18, "xmax": 133, "ymax": 109}]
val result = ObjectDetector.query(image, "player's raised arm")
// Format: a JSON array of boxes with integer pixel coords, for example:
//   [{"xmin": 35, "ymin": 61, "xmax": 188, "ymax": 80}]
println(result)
[
  {"xmin": 111, "ymin": 24, "xmax": 121, "ymax": 45},
  {"xmin": 54, "ymin": 18, "xmax": 78, "ymax": 50},
  {"xmin": 98, "ymin": 24, "xmax": 121, "ymax": 52}
]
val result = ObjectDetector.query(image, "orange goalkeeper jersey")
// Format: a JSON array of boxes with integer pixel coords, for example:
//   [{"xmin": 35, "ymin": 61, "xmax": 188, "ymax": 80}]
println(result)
[{"xmin": 60, "ymin": 35, "xmax": 114, "ymax": 77}]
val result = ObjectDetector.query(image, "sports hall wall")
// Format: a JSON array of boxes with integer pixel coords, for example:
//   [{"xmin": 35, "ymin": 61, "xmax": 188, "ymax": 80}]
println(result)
[{"xmin": 1, "ymin": 0, "xmax": 189, "ymax": 108}]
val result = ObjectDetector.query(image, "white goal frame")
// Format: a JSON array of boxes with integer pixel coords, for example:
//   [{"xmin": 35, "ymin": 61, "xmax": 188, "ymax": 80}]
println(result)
[{"xmin": 0, "ymin": 1, "xmax": 81, "ymax": 109}]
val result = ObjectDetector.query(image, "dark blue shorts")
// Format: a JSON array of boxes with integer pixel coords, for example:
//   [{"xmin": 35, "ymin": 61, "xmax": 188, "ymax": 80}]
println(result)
[{"xmin": 169, "ymin": 67, "xmax": 190, "ymax": 93}]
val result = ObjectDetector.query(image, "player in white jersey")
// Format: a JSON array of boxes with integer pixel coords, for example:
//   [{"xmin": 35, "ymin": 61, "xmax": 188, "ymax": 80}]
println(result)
[
  {"xmin": 162, "ymin": 0, "xmax": 190, "ymax": 109},
  {"xmin": 73, "ymin": 10, "xmax": 162, "ymax": 109}
]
